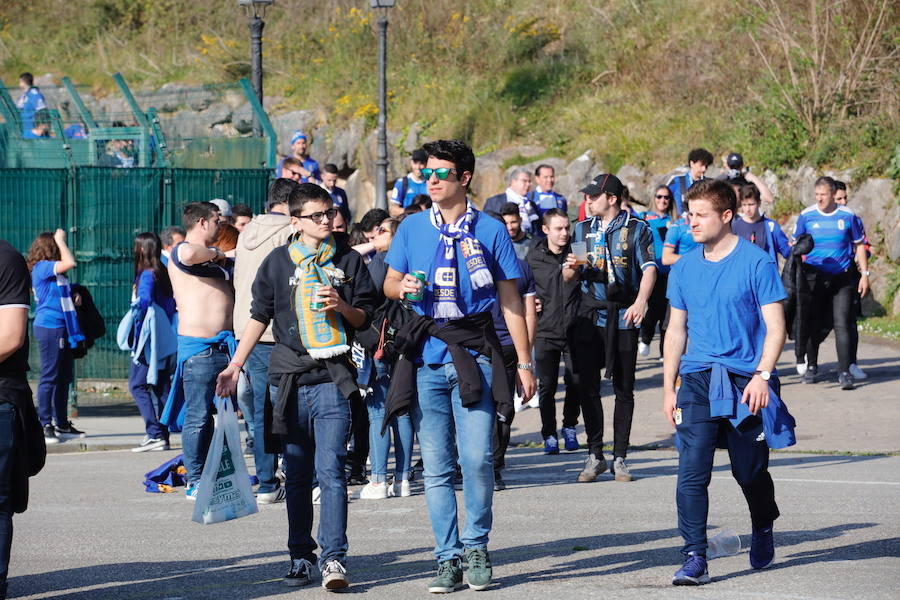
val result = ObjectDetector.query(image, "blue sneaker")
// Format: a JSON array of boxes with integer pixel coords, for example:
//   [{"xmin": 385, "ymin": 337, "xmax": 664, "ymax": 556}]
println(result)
[
  {"xmin": 750, "ymin": 525, "xmax": 775, "ymax": 569},
  {"xmin": 185, "ymin": 483, "xmax": 199, "ymax": 502},
  {"xmin": 543, "ymin": 436, "xmax": 559, "ymax": 455},
  {"xmin": 561, "ymin": 427, "xmax": 579, "ymax": 452},
  {"xmin": 672, "ymin": 552, "xmax": 710, "ymax": 585}
]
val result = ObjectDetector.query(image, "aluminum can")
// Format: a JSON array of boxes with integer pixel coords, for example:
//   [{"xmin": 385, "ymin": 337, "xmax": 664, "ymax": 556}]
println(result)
[
  {"xmin": 405, "ymin": 270, "xmax": 427, "ymax": 302},
  {"xmin": 310, "ymin": 283, "xmax": 326, "ymax": 311}
]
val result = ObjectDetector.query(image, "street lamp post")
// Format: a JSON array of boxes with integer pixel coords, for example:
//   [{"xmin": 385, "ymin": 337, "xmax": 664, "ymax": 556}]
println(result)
[
  {"xmin": 370, "ymin": 0, "xmax": 395, "ymax": 210},
  {"xmin": 238, "ymin": 0, "xmax": 274, "ymax": 137}
]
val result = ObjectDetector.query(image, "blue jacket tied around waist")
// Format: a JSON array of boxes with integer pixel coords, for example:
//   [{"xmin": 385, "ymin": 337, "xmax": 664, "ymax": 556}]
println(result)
[{"xmin": 117, "ymin": 302, "xmax": 177, "ymax": 386}]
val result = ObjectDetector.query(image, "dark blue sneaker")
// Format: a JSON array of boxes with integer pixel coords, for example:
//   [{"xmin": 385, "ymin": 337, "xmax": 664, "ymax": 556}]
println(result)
[
  {"xmin": 750, "ymin": 526, "xmax": 775, "ymax": 569},
  {"xmin": 672, "ymin": 552, "xmax": 710, "ymax": 585},
  {"xmin": 561, "ymin": 427, "xmax": 579, "ymax": 451},
  {"xmin": 543, "ymin": 435, "xmax": 559, "ymax": 455}
]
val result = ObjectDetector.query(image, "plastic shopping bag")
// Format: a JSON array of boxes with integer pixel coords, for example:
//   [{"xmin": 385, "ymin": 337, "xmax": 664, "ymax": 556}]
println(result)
[{"xmin": 192, "ymin": 396, "xmax": 259, "ymax": 524}]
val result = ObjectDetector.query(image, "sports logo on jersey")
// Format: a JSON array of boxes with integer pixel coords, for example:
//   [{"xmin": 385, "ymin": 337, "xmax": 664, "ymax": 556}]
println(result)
[
  {"xmin": 838, "ymin": 219, "xmax": 845, "ymax": 230},
  {"xmin": 812, "ymin": 223, "xmax": 820, "ymax": 228}
]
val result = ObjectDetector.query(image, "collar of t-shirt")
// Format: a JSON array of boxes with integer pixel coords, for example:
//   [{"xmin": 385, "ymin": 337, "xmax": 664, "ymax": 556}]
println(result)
[{"xmin": 407, "ymin": 172, "xmax": 424, "ymax": 184}]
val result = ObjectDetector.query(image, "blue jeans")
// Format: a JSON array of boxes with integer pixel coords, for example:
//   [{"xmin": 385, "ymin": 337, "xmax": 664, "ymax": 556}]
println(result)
[
  {"xmin": 366, "ymin": 360, "xmax": 413, "ymax": 483},
  {"xmin": 0, "ymin": 402, "xmax": 16, "ymax": 599},
  {"xmin": 414, "ymin": 358, "xmax": 495, "ymax": 562},
  {"xmin": 277, "ymin": 381, "xmax": 351, "ymax": 569},
  {"xmin": 181, "ymin": 345, "xmax": 230, "ymax": 485},
  {"xmin": 676, "ymin": 370, "xmax": 779, "ymax": 556},
  {"xmin": 34, "ymin": 326, "xmax": 73, "ymax": 427},
  {"xmin": 236, "ymin": 371, "xmax": 254, "ymax": 444},
  {"xmin": 129, "ymin": 357, "xmax": 173, "ymax": 440},
  {"xmin": 246, "ymin": 344, "xmax": 277, "ymax": 493}
]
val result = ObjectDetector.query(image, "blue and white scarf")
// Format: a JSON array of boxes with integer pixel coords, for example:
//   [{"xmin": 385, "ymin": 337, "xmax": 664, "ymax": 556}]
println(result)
[
  {"xmin": 56, "ymin": 274, "xmax": 86, "ymax": 349},
  {"xmin": 429, "ymin": 202, "xmax": 494, "ymax": 319}
]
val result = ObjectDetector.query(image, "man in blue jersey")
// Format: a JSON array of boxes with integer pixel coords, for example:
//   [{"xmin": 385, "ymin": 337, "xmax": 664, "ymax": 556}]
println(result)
[
  {"xmin": 320, "ymin": 163, "xmax": 352, "ymax": 225},
  {"xmin": 832, "ymin": 180, "xmax": 868, "ymax": 381},
  {"xmin": 16, "ymin": 73, "xmax": 47, "ymax": 139},
  {"xmin": 389, "ymin": 149, "xmax": 429, "ymax": 217},
  {"xmin": 276, "ymin": 131, "xmax": 320, "ymax": 183},
  {"xmin": 732, "ymin": 183, "xmax": 790, "ymax": 265},
  {"xmin": 664, "ymin": 178, "xmax": 792, "ymax": 586},
  {"xmin": 667, "ymin": 148, "xmax": 713, "ymax": 216},
  {"xmin": 383, "ymin": 139, "xmax": 535, "ymax": 593},
  {"xmin": 793, "ymin": 177, "xmax": 869, "ymax": 390},
  {"xmin": 570, "ymin": 174, "xmax": 657, "ymax": 484},
  {"xmin": 528, "ymin": 164, "xmax": 567, "ymax": 216}
]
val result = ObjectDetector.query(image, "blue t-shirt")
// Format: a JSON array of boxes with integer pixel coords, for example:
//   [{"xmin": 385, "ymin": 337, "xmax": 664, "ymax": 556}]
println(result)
[
  {"xmin": 31, "ymin": 260, "xmax": 66, "ymax": 329},
  {"xmin": 491, "ymin": 258, "xmax": 536, "ymax": 346},
  {"xmin": 385, "ymin": 208, "xmax": 522, "ymax": 364},
  {"xmin": 667, "ymin": 237, "xmax": 786, "ymax": 374},
  {"xmin": 793, "ymin": 205, "xmax": 865, "ymax": 275},
  {"xmin": 528, "ymin": 189, "xmax": 567, "ymax": 215},
  {"xmin": 17, "ymin": 86, "xmax": 47, "ymax": 137},
  {"xmin": 640, "ymin": 211, "xmax": 672, "ymax": 274},
  {"xmin": 663, "ymin": 219, "xmax": 699, "ymax": 256},
  {"xmin": 390, "ymin": 174, "xmax": 428, "ymax": 208}
]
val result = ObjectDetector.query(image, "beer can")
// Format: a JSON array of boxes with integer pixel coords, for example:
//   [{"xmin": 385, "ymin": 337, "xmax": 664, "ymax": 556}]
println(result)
[
  {"xmin": 310, "ymin": 283, "xmax": 326, "ymax": 311},
  {"xmin": 405, "ymin": 270, "xmax": 427, "ymax": 302}
]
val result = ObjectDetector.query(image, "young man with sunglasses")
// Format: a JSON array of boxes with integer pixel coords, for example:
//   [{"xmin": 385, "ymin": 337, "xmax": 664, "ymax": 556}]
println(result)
[
  {"xmin": 217, "ymin": 183, "xmax": 376, "ymax": 591},
  {"xmin": 383, "ymin": 139, "xmax": 536, "ymax": 593}
]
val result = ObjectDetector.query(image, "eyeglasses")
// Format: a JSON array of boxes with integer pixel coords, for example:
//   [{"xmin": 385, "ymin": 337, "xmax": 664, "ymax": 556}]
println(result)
[
  {"xmin": 421, "ymin": 168, "xmax": 458, "ymax": 181},
  {"xmin": 298, "ymin": 208, "xmax": 338, "ymax": 223},
  {"xmin": 655, "ymin": 194, "xmax": 671, "ymax": 200}
]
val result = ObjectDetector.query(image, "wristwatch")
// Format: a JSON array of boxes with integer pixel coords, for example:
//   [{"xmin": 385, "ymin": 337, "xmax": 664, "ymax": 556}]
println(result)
[
  {"xmin": 516, "ymin": 362, "xmax": 534, "ymax": 372},
  {"xmin": 754, "ymin": 370, "xmax": 771, "ymax": 381},
  {"xmin": 861, "ymin": 270, "xmax": 870, "ymax": 276}
]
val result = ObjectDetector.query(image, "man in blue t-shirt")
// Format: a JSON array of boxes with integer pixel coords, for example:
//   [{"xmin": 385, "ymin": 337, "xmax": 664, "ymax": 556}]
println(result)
[
  {"xmin": 389, "ymin": 148, "xmax": 429, "ymax": 217},
  {"xmin": 384, "ymin": 139, "xmax": 535, "ymax": 593},
  {"xmin": 667, "ymin": 148, "xmax": 713, "ymax": 216},
  {"xmin": 664, "ymin": 179, "xmax": 789, "ymax": 586},
  {"xmin": 275, "ymin": 131, "xmax": 320, "ymax": 183},
  {"xmin": 793, "ymin": 176, "xmax": 869, "ymax": 390},
  {"xmin": 570, "ymin": 174, "xmax": 657, "ymax": 484}
]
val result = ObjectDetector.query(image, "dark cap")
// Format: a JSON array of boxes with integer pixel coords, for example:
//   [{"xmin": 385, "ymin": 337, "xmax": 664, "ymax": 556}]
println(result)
[
  {"xmin": 411, "ymin": 148, "xmax": 428, "ymax": 163},
  {"xmin": 580, "ymin": 173, "xmax": 624, "ymax": 197},
  {"xmin": 726, "ymin": 152, "xmax": 744, "ymax": 169}
]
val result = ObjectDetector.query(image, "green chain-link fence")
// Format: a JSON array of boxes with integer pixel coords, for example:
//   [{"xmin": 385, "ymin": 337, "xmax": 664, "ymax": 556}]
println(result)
[{"xmin": 0, "ymin": 166, "xmax": 270, "ymax": 380}]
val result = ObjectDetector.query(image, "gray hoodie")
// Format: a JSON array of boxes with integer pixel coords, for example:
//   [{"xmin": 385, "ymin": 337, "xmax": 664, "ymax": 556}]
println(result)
[{"xmin": 234, "ymin": 213, "xmax": 292, "ymax": 343}]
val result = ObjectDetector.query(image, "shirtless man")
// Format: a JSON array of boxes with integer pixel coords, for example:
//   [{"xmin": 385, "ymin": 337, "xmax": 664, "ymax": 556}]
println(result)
[{"xmin": 161, "ymin": 201, "xmax": 237, "ymax": 500}]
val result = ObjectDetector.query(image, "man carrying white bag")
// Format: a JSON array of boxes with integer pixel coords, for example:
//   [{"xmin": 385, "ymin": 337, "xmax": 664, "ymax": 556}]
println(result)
[{"xmin": 192, "ymin": 396, "xmax": 258, "ymax": 524}]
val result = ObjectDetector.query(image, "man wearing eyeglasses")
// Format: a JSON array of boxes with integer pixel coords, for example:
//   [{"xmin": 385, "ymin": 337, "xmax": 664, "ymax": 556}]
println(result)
[
  {"xmin": 280, "ymin": 157, "xmax": 305, "ymax": 182},
  {"xmin": 383, "ymin": 139, "xmax": 536, "ymax": 593},
  {"xmin": 217, "ymin": 183, "xmax": 376, "ymax": 591},
  {"xmin": 275, "ymin": 131, "xmax": 320, "ymax": 183}
]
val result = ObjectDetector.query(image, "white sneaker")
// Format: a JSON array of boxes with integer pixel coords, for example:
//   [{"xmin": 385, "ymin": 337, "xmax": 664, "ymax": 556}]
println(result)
[
  {"xmin": 849, "ymin": 363, "xmax": 867, "ymax": 380},
  {"xmin": 514, "ymin": 396, "xmax": 526, "ymax": 413},
  {"xmin": 312, "ymin": 486, "xmax": 321, "ymax": 505},
  {"xmin": 527, "ymin": 397, "xmax": 540, "ymax": 409},
  {"xmin": 359, "ymin": 481, "xmax": 389, "ymax": 500},
  {"xmin": 796, "ymin": 359, "xmax": 808, "ymax": 376},
  {"xmin": 393, "ymin": 479, "xmax": 411, "ymax": 497},
  {"xmin": 638, "ymin": 342, "xmax": 650, "ymax": 357}
]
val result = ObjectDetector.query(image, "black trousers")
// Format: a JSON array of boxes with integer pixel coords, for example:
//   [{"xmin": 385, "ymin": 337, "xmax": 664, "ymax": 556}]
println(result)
[
  {"xmin": 492, "ymin": 344, "xmax": 518, "ymax": 474},
  {"xmin": 534, "ymin": 337, "xmax": 580, "ymax": 439},
  {"xmin": 806, "ymin": 269, "xmax": 856, "ymax": 372},
  {"xmin": 346, "ymin": 392, "xmax": 369, "ymax": 476},
  {"xmin": 570, "ymin": 320, "xmax": 639, "ymax": 459},
  {"xmin": 640, "ymin": 272, "xmax": 668, "ymax": 355}
]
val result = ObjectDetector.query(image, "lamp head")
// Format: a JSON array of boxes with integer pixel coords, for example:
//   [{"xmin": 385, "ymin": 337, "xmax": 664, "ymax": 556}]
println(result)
[{"xmin": 238, "ymin": 0, "xmax": 274, "ymax": 19}]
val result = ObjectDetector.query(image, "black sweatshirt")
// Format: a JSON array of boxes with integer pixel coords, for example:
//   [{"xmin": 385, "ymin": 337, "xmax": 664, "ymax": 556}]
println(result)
[{"xmin": 527, "ymin": 237, "xmax": 580, "ymax": 341}]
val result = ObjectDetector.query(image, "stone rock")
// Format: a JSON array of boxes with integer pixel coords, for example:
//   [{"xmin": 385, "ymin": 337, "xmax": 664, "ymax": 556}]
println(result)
[
  {"xmin": 345, "ymin": 168, "xmax": 375, "ymax": 218},
  {"xmin": 893, "ymin": 291, "xmax": 900, "ymax": 317},
  {"xmin": 402, "ymin": 123, "xmax": 421, "ymax": 154},
  {"xmin": 34, "ymin": 73, "xmax": 56, "ymax": 88},
  {"xmin": 269, "ymin": 110, "xmax": 315, "ymax": 155},
  {"xmin": 201, "ymin": 102, "xmax": 232, "ymax": 127},
  {"xmin": 222, "ymin": 89, "xmax": 246, "ymax": 110},
  {"xmin": 326, "ymin": 119, "xmax": 365, "ymax": 171},
  {"xmin": 161, "ymin": 110, "xmax": 210, "ymax": 140},
  {"xmin": 888, "ymin": 224, "xmax": 900, "ymax": 262},
  {"xmin": 846, "ymin": 178, "xmax": 897, "ymax": 241},
  {"xmin": 232, "ymin": 102, "xmax": 253, "ymax": 134},
  {"xmin": 616, "ymin": 164, "xmax": 651, "ymax": 208}
]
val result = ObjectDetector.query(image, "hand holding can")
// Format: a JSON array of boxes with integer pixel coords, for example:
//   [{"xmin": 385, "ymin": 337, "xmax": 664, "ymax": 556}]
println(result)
[{"xmin": 404, "ymin": 271, "xmax": 427, "ymax": 302}]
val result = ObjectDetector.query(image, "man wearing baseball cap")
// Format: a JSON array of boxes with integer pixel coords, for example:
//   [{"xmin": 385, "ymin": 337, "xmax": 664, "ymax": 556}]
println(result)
[
  {"xmin": 275, "ymin": 130, "xmax": 321, "ymax": 183},
  {"xmin": 568, "ymin": 173, "xmax": 657, "ymax": 483}
]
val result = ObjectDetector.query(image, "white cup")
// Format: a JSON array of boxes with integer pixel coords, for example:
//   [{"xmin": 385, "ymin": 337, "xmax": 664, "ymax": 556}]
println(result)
[{"xmin": 571, "ymin": 241, "xmax": 588, "ymax": 265}]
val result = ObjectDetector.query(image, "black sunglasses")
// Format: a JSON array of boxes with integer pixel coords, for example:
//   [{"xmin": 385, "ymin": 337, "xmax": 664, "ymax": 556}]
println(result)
[
  {"xmin": 299, "ymin": 208, "xmax": 338, "ymax": 223},
  {"xmin": 655, "ymin": 194, "xmax": 671, "ymax": 200}
]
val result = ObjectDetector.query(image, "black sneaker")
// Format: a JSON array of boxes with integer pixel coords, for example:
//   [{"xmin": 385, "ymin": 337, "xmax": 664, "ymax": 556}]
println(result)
[
  {"xmin": 56, "ymin": 421, "xmax": 86, "ymax": 439},
  {"xmin": 347, "ymin": 469, "xmax": 369, "ymax": 486},
  {"xmin": 43, "ymin": 424, "xmax": 59, "ymax": 445},
  {"xmin": 802, "ymin": 365, "xmax": 818, "ymax": 384},
  {"xmin": 453, "ymin": 464, "xmax": 463, "ymax": 490},
  {"xmin": 493, "ymin": 473, "xmax": 506, "ymax": 492},
  {"xmin": 838, "ymin": 371, "xmax": 855, "ymax": 390},
  {"xmin": 284, "ymin": 558, "xmax": 314, "ymax": 587}
]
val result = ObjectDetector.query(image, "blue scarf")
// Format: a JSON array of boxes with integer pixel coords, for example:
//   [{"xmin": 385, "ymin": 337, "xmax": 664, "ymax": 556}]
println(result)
[
  {"xmin": 429, "ymin": 202, "xmax": 494, "ymax": 319},
  {"xmin": 56, "ymin": 274, "xmax": 85, "ymax": 349}
]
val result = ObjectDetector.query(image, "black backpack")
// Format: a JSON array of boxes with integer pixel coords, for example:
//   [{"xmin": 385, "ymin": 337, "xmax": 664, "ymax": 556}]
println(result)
[{"xmin": 356, "ymin": 297, "xmax": 415, "ymax": 364}]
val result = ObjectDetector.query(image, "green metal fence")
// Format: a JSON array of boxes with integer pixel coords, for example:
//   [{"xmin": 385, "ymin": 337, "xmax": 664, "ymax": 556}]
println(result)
[{"xmin": 0, "ymin": 166, "xmax": 270, "ymax": 379}]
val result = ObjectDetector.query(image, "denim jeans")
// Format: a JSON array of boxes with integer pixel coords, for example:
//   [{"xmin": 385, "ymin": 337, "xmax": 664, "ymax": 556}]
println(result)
[
  {"xmin": 0, "ymin": 402, "xmax": 16, "ymax": 600},
  {"xmin": 34, "ymin": 326, "xmax": 73, "ymax": 427},
  {"xmin": 366, "ymin": 360, "xmax": 413, "ymax": 483},
  {"xmin": 414, "ymin": 357, "xmax": 495, "ymax": 562},
  {"xmin": 236, "ymin": 370, "xmax": 254, "ymax": 443},
  {"xmin": 246, "ymin": 343, "xmax": 277, "ymax": 493},
  {"xmin": 181, "ymin": 345, "xmax": 230, "ymax": 485},
  {"xmin": 277, "ymin": 381, "xmax": 351, "ymax": 569},
  {"xmin": 129, "ymin": 357, "xmax": 173, "ymax": 440},
  {"xmin": 676, "ymin": 371, "xmax": 779, "ymax": 556}
]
